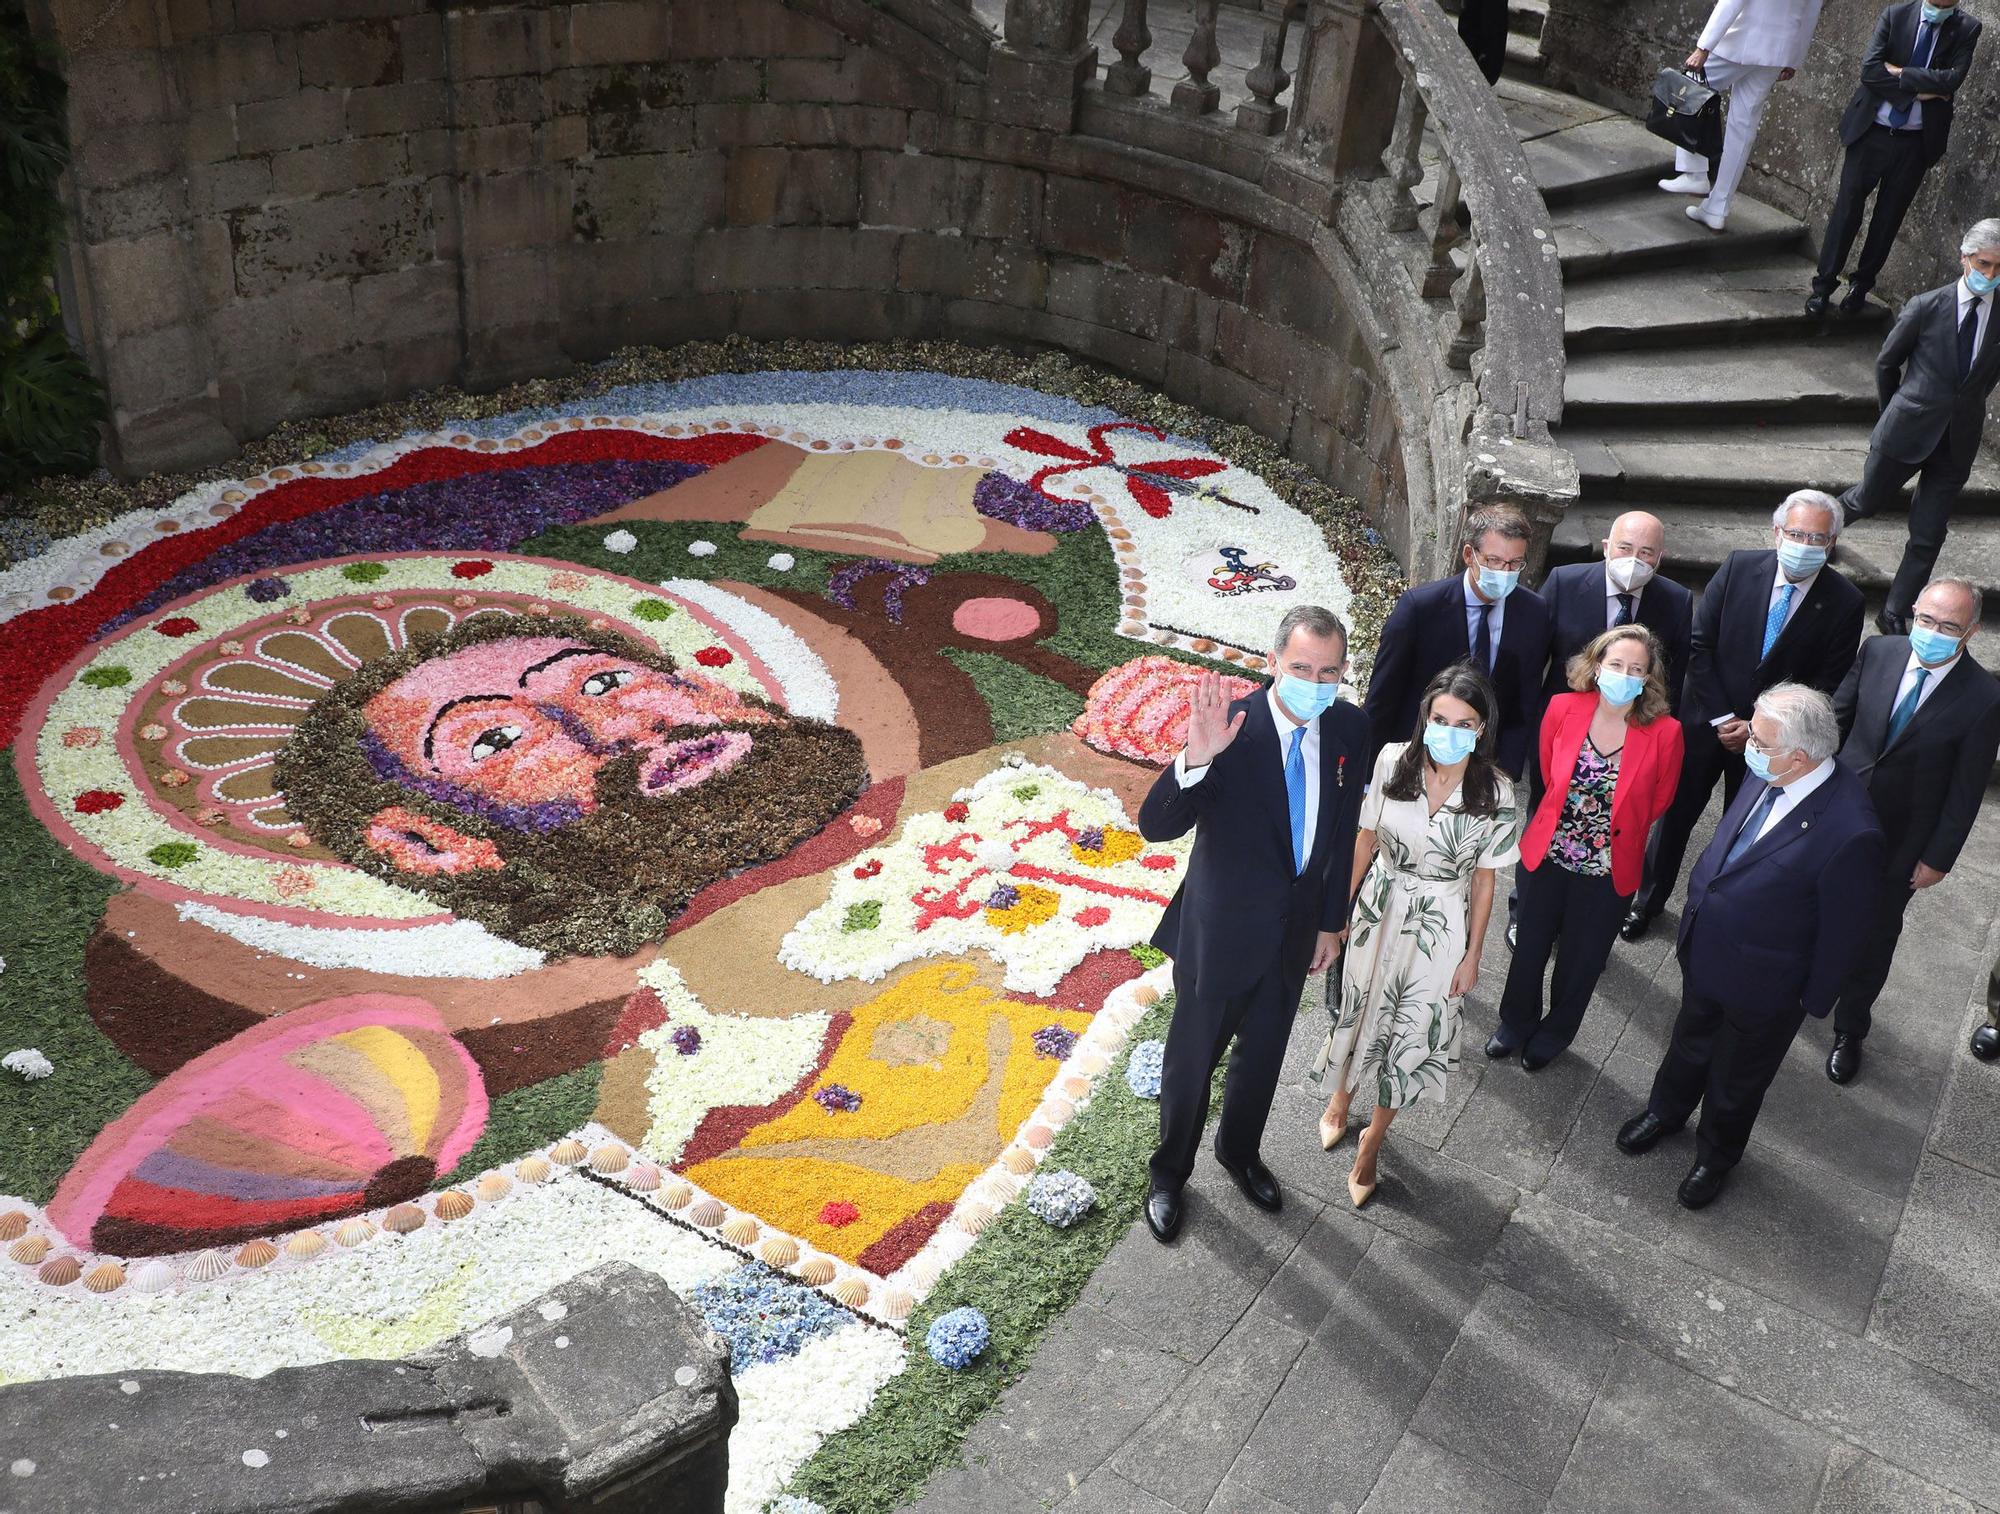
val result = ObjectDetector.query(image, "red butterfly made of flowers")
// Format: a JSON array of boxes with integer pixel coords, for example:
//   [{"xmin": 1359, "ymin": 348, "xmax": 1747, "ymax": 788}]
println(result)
[{"xmin": 1003, "ymin": 422, "xmax": 1254, "ymax": 519}]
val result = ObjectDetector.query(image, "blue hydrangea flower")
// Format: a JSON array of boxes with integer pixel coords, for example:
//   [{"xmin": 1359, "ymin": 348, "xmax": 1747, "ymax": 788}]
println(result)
[
  {"xmin": 1025, "ymin": 1169, "xmax": 1096, "ymax": 1228},
  {"xmin": 1125, "ymin": 1040, "xmax": 1165, "ymax": 1100},
  {"xmin": 689, "ymin": 1263, "xmax": 851, "ymax": 1371},
  {"xmin": 925, "ymin": 1306, "xmax": 990, "ymax": 1370}
]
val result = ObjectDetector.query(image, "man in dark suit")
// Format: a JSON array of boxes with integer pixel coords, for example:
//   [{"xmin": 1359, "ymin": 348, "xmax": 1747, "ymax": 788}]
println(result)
[
  {"xmin": 1458, "ymin": 0, "xmax": 1509, "ymax": 84},
  {"xmin": 1540, "ymin": 511, "xmax": 1695, "ymax": 711},
  {"xmin": 1618, "ymin": 684, "xmax": 1884, "ymax": 1208},
  {"xmin": 1825, "ymin": 579, "xmax": 2000, "ymax": 1083},
  {"xmin": 1839, "ymin": 219, "xmax": 2000, "ymax": 632},
  {"xmin": 1621, "ymin": 492, "xmax": 1865, "ymax": 940},
  {"xmin": 1809, "ymin": 0, "xmax": 1982, "ymax": 316},
  {"xmin": 1137, "ymin": 605, "xmax": 1367, "ymax": 1243},
  {"xmin": 1364, "ymin": 505, "xmax": 1551, "ymax": 779}
]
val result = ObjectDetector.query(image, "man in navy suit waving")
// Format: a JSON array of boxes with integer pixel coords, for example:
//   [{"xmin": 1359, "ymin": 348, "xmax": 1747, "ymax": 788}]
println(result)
[
  {"xmin": 1137, "ymin": 606, "xmax": 1368, "ymax": 1243},
  {"xmin": 1618, "ymin": 684, "xmax": 1884, "ymax": 1209}
]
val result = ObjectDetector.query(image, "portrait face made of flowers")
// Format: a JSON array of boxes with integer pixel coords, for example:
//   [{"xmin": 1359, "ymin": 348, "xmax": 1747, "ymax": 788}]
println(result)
[{"xmin": 274, "ymin": 615, "xmax": 868, "ymax": 959}]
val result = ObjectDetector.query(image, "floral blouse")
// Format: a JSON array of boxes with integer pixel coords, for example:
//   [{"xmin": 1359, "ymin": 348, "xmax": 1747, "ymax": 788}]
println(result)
[{"xmin": 1548, "ymin": 738, "xmax": 1619, "ymax": 876}]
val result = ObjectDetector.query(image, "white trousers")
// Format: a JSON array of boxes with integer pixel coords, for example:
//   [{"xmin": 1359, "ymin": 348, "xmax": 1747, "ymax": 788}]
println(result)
[{"xmin": 1673, "ymin": 55, "xmax": 1783, "ymax": 218}]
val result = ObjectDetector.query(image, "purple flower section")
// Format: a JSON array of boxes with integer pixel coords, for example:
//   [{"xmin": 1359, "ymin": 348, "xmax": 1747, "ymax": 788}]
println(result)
[
  {"xmin": 813, "ymin": 1083, "xmax": 863, "ymax": 1113},
  {"xmin": 107, "ymin": 459, "xmax": 704, "ymax": 632},
  {"xmin": 359, "ymin": 729, "xmax": 585, "ymax": 834},
  {"xmin": 670, "ymin": 1025, "xmax": 702, "ymax": 1057},
  {"xmin": 1074, "ymin": 826, "xmax": 1105, "ymax": 852},
  {"xmin": 973, "ymin": 471, "xmax": 1093, "ymax": 533},
  {"xmin": 1032, "ymin": 1025, "xmax": 1079, "ymax": 1061},
  {"xmin": 985, "ymin": 883, "xmax": 1021, "ymax": 911},
  {"xmin": 826, "ymin": 558, "xmax": 930, "ymax": 625},
  {"xmin": 243, "ymin": 576, "xmax": 292, "ymax": 602}
]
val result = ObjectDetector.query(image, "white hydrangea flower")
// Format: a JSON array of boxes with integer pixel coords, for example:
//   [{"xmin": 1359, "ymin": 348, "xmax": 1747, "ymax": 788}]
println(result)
[
  {"xmin": 687, "ymin": 540, "xmax": 718, "ymax": 558},
  {"xmin": 766, "ymin": 553, "xmax": 796, "ymax": 572},
  {"xmin": 2, "ymin": 1048, "xmax": 53, "ymax": 1081},
  {"xmin": 601, "ymin": 529, "xmax": 638, "ymax": 555}
]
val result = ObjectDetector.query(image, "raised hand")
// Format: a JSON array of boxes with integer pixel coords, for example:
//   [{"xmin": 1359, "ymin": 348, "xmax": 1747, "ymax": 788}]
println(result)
[{"xmin": 1183, "ymin": 670, "xmax": 1247, "ymax": 768}]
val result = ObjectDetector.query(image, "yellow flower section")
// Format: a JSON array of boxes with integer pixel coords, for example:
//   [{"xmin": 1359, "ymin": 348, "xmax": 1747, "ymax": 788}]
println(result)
[
  {"xmin": 684, "ymin": 961, "xmax": 1091, "ymax": 1267},
  {"xmin": 1068, "ymin": 827, "xmax": 1145, "ymax": 868},
  {"xmin": 984, "ymin": 882, "xmax": 1061, "ymax": 936}
]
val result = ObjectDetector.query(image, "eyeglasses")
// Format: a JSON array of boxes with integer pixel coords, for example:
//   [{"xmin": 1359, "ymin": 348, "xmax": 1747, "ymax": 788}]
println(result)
[
  {"xmin": 1472, "ymin": 549, "xmax": 1527, "ymax": 573},
  {"xmin": 1776, "ymin": 527, "xmax": 1834, "ymax": 548},
  {"xmin": 1913, "ymin": 612, "xmax": 1970, "ymax": 637}
]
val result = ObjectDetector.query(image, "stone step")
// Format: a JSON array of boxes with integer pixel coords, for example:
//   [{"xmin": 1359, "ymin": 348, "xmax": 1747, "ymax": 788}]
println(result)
[
  {"xmin": 1524, "ymin": 114, "xmax": 1673, "ymax": 208},
  {"xmin": 1509, "ymin": 0, "xmax": 1548, "ymax": 41},
  {"xmin": 1548, "ymin": 501, "xmax": 2000, "ymax": 598},
  {"xmin": 1561, "ymin": 421, "xmax": 2000, "ymax": 514},
  {"xmin": 1503, "ymin": 29, "xmax": 1546, "ymax": 74},
  {"xmin": 1563, "ymin": 339, "xmax": 1878, "ymax": 424},
  {"xmin": 1555, "ymin": 187, "xmax": 1806, "ymax": 281},
  {"xmin": 1564, "ymin": 257, "xmax": 1893, "ymax": 352}
]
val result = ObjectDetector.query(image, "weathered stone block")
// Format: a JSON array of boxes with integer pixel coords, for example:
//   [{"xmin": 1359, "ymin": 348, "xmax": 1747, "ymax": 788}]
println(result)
[
  {"xmin": 231, "ymin": 181, "xmax": 436, "ymax": 296},
  {"xmin": 298, "ymin": 19, "xmax": 401, "ymax": 89},
  {"xmin": 211, "ymin": 278, "xmax": 356, "ymax": 368},
  {"xmin": 236, "ymin": 87, "xmax": 348, "ymax": 155},
  {"xmin": 234, "ymin": 0, "xmax": 414, "ymax": 27},
  {"xmin": 448, "ymin": 5, "xmax": 553, "ymax": 78},
  {"xmin": 399, "ymin": 11, "xmax": 446, "ymax": 80},
  {"xmin": 182, "ymin": 109, "xmax": 238, "ymax": 166},
  {"xmin": 106, "ymin": 397, "xmax": 238, "ymax": 477},
  {"xmin": 1046, "ymin": 259, "xmax": 1166, "ymax": 335},
  {"xmin": 551, "ymin": 61, "xmax": 682, "ymax": 115},
  {"xmin": 221, "ymin": 344, "xmax": 389, "ymax": 437},
  {"xmin": 734, "ymin": 286, "xmax": 936, "ymax": 343},
  {"xmin": 462, "ymin": 169, "xmax": 572, "ymax": 256},
  {"xmin": 455, "ymin": 74, "xmax": 551, "ymax": 128},
  {"xmin": 346, "ymin": 80, "xmax": 447, "ymax": 136},
  {"xmin": 190, "ymin": 158, "xmax": 275, "ymax": 217},
  {"xmin": 1243, "ymin": 231, "xmax": 1338, "ymax": 343},
  {"xmin": 457, "ymin": 123, "xmax": 541, "ymax": 175},
  {"xmin": 765, "ymin": 53, "xmax": 946, "ymax": 111},
  {"xmin": 177, "ymin": 32, "xmax": 300, "ymax": 108},
  {"xmin": 1166, "ymin": 345, "xmax": 1294, "ymax": 439},
  {"xmin": 80, "ymin": 175, "xmax": 188, "ymax": 242},
  {"xmin": 1040, "ymin": 175, "xmax": 1129, "ymax": 264},
  {"xmin": 1214, "ymin": 304, "xmax": 1317, "ymax": 397},
  {"xmin": 588, "ymin": 102, "xmax": 694, "ymax": 156},
  {"xmin": 84, "ymin": 233, "xmax": 195, "ymax": 341},
  {"xmin": 66, "ymin": 51, "xmax": 174, "ymax": 131},
  {"xmin": 378, "ymin": 331, "xmax": 464, "ymax": 396},
  {"xmin": 672, "ymin": 0, "xmax": 843, "ymax": 60},
  {"xmin": 568, "ymin": 0, "xmax": 677, "ymax": 66},
  {"xmin": 572, "ymin": 151, "xmax": 725, "ymax": 240},
  {"xmin": 269, "ymin": 137, "xmax": 407, "ymax": 199},
  {"xmin": 561, "ymin": 292, "xmax": 740, "ymax": 354},
  {"xmin": 897, "ymin": 233, "xmax": 1047, "ymax": 307},
  {"xmin": 102, "ymin": 323, "xmax": 211, "ymax": 415},
  {"xmin": 1036, "ymin": 310, "xmax": 1172, "ymax": 385},
  {"xmin": 857, "ymin": 150, "xmax": 959, "ymax": 230},
  {"xmin": 1126, "ymin": 193, "xmax": 1248, "ymax": 302},
  {"xmin": 968, "ymin": 163, "xmax": 1041, "ymax": 242},
  {"xmin": 73, "ymin": 123, "xmax": 179, "ymax": 190},
  {"xmin": 352, "ymin": 262, "xmax": 459, "ymax": 339},
  {"xmin": 724, "ymin": 146, "xmax": 859, "ymax": 227},
  {"xmin": 697, "ymin": 103, "xmax": 908, "ymax": 152},
  {"xmin": 559, "ymin": 237, "xmax": 694, "ymax": 314},
  {"xmin": 691, "ymin": 225, "xmax": 902, "ymax": 292},
  {"xmin": 189, "ymin": 220, "xmax": 236, "ymax": 308},
  {"xmin": 45, "ymin": 0, "xmax": 163, "ymax": 51}
]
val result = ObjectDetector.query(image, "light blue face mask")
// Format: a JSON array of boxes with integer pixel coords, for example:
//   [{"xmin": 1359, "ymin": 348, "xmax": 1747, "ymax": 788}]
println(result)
[
  {"xmin": 1474, "ymin": 565, "xmax": 1520, "ymax": 601},
  {"xmin": 1423, "ymin": 721, "xmax": 1480, "ymax": 764},
  {"xmin": 1776, "ymin": 539, "xmax": 1827, "ymax": 578},
  {"xmin": 1909, "ymin": 623, "xmax": 1963, "ymax": 663},
  {"xmin": 1597, "ymin": 667, "xmax": 1646, "ymax": 706},
  {"xmin": 1921, "ymin": 2, "xmax": 1953, "ymax": 23},
  {"xmin": 1275, "ymin": 673, "xmax": 1340, "ymax": 721},
  {"xmin": 1967, "ymin": 267, "xmax": 2000, "ymax": 296},
  {"xmin": 1744, "ymin": 745, "xmax": 1779, "ymax": 783}
]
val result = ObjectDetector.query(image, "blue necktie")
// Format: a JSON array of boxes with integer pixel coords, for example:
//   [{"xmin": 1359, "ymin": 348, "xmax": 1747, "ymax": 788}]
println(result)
[
  {"xmin": 1285, "ymin": 724, "xmax": 1308, "ymax": 874},
  {"xmin": 1887, "ymin": 21, "xmax": 1937, "ymax": 128},
  {"xmin": 1474, "ymin": 602, "xmax": 1494, "ymax": 670},
  {"xmin": 1723, "ymin": 787, "xmax": 1781, "ymax": 868},
  {"xmin": 1761, "ymin": 582, "xmax": 1795, "ymax": 659},
  {"xmin": 1886, "ymin": 667, "xmax": 1929, "ymax": 746}
]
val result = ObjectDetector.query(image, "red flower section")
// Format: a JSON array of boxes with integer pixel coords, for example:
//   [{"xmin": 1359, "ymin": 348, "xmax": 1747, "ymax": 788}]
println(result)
[
  {"xmin": 943, "ymin": 802, "xmax": 970, "ymax": 823},
  {"xmin": 74, "ymin": 789, "xmax": 125, "ymax": 815},
  {"xmin": 853, "ymin": 859, "xmax": 883, "ymax": 879},
  {"xmin": 693, "ymin": 646, "xmax": 733, "ymax": 668},
  {"xmin": 1140, "ymin": 854, "xmax": 1177, "ymax": 870},
  {"xmin": 155, "ymin": 616, "xmax": 199, "ymax": 637},
  {"xmin": 450, "ymin": 559, "xmax": 494, "ymax": 579},
  {"xmin": 818, "ymin": 1200, "xmax": 860, "ymax": 1228},
  {"xmin": 1004, "ymin": 420, "xmax": 1228, "ymax": 519},
  {"xmin": 1074, "ymin": 905, "xmax": 1111, "ymax": 927}
]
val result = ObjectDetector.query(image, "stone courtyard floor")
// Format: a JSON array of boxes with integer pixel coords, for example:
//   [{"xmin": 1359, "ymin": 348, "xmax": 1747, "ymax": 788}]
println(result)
[{"xmin": 901, "ymin": 784, "xmax": 2000, "ymax": 1514}]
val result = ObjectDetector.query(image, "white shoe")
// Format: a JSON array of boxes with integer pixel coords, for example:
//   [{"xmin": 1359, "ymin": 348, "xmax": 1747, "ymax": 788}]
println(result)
[
  {"xmin": 1658, "ymin": 172, "xmax": 1712, "ymax": 194},
  {"xmin": 1686, "ymin": 203, "xmax": 1727, "ymax": 232}
]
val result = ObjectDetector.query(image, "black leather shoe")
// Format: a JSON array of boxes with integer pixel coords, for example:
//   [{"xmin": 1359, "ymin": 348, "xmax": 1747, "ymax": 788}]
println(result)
[
  {"xmin": 1826, "ymin": 1032, "xmax": 1862, "ymax": 1085},
  {"xmin": 1616, "ymin": 1110, "xmax": 1676, "ymax": 1155},
  {"xmin": 1838, "ymin": 289, "xmax": 1871, "ymax": 315},
  {"xmin": 1875, "ymin": 608, "xmax": 1911, "ymax": 637},
  {"xmin": 1971, "ymin": 1025, "xmax": 2000, "ymax": 1062},
  {"xmin": 1677, "ymin": 1161, "xmax": 1727, "ymax": 1209},
  {"xmin": 1804, "ymin": 293, "xmax": 1830, "ymax": 317},
  {"xmin": 1618, "ymin": 908, "xmax": 1653, "ymax": 943},
  {"xmin": 1215, "ymin": 1152, "xmax": 1283, "ymax": 1212},
  {"xmin": 1485, "ymin": 1030, "xmax": 1521, "ymax": 1059},
  {"xmin": 1521, "ymin": 1047, "xmax": 1556, "ymax": 1072},
  {"xmin": 1144, "ymin": 1185, "xmax": 1183, "ymax": 1243}
]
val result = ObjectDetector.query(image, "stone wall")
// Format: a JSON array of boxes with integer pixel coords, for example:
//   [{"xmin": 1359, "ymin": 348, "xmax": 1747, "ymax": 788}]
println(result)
[
  {"xmin": 1539, "ymin": 0, "xmax": 2000, "ymax": 301},
  {"xmin": 34, "ymin": 0, "xmax": 1410, "ymax": 545}
]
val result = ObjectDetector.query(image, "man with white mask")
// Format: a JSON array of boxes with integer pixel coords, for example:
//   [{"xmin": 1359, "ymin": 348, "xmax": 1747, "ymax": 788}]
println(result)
[{"xmin": 1659, "ymin": 0, "xmax": 1828, "ymax": 232}]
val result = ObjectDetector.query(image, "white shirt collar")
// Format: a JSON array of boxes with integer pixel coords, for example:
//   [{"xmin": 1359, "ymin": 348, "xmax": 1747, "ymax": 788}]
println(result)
[
  {"xmin": 1772, "ymin": 559, "xmax": 1819, "ymax": 597},
  {"xmin": 1771, "ymin": 755, "xmax": 1836, "ymax": 808}
]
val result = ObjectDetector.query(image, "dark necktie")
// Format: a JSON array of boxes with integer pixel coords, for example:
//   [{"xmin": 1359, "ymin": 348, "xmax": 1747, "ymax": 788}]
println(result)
[
  {"xmin": 1616, "ymin": 593, "xmax": 1636, "ymax": 626},
  {"xmin": 1886, "ymin": 667, "xmax": 1929, "ymax": 746},
  {"xmin": 1722, "ymin": 787, "xmax": 1782, "ymax": 868},
  {"xmin": 1887, "ymin": 21, "xmax": 1936, "ymax": 128},
  {"xmin": 1474, "ymin": 602, "xmax": 1493, "ymax": 670},
  {"xmin": 1961, "ymin": 299, "xmax": 1983, "ymax": 381}
]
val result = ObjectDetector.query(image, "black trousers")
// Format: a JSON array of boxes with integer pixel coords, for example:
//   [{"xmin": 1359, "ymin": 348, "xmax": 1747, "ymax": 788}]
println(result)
[
  {"xmin": 1812, "ymin": 126, "xmax": 1929, "ymax": 300},
  {"xmin": 1151, "ymin": 930, "xmax": 1313, "ymax": 1191},
  {"xmin": 1839, "ymin": 429, "xmax": 1976, "ymax": 617},
  {"xmin": 1498, "ymin": 860, "xmax": 1631, "ymax": 1056},
  {"xmin": 1636, "ymin": 719, "xmax": 1744, "ymax": 919},
  {"xmin": 1457, "ymin": 0, "xmax": 1508, "ymax": 84},
  {"xmin": 1831, "ymin": 877, "xmax": 1916, "ymax": 1039},
  {"xmin": 1649, "ymin": 980, "xmax": 1811, "ymax": 1169}
]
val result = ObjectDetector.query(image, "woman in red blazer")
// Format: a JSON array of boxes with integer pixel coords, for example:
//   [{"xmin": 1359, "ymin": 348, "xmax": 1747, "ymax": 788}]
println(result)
[{"xmin": 1490, "ymin": 625, "xmax": 1683, "ymax": 1069}]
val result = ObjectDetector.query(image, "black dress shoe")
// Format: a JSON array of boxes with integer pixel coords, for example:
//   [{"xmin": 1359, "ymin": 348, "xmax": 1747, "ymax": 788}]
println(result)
[
  {"xmin": 1144, "ymin": 1185, "xmax": 1183, "ymax": 1243},
  {"xmin": 1838, "ymin": 289, "xmax": 1871, "ymax": 315},
  {"xmin": 1618, "ymin": 908, "xmax": 1653, "ymax": 943},
  {"xmin": 1616, "ymin": 1110, "xmax": 1676, "ymax": 1155},
  {"xmin": 1804, "ymin": 293, "xmax": 1830, "ymax": 317},
  {"xmin": 1677, "ymin": 1161, "xmax": 1727, "ymax": 1209},
  {"xmin": 1875, "ymin": 608, "xmax": 1911, "ymax": 637},
  {"xmin": 1971, "ymin": 1024, "xmax": 2000, "ymax": 1062},
  {"xmin": 1485, "ymin": 1030, "xmax": 1521, "ymax": 1059},
  {"xmin": 1521, "ymin": 1047, "xmax": 1556, "ymax": 1072},
  {"xmin": 1826, "ymin": 1032, "xmax": 1862, "ymax": 1085},
  {"xmin": 1215, "ymin": 1152, "xmax": 1283, "ymax": 1212}
]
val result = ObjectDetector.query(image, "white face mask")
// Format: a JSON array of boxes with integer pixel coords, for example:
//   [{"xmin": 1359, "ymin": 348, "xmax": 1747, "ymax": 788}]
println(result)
[{"xmin": 1607, "ymin": 555, "xmax": 1656, "ymax": 593}]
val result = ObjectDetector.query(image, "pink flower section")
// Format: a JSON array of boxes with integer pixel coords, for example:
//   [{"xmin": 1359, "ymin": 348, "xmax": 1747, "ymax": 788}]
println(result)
[
  {"xmin": 363, "ymin": 805, "xmax": 507, "ymax": 875},
  {"xmin": 1072, "ymin": 655, "xmax": 1259, "ymax": 765},
  {"xmin": 951, "ymin": 595, "xmax": 1042, "ymax": 642}
]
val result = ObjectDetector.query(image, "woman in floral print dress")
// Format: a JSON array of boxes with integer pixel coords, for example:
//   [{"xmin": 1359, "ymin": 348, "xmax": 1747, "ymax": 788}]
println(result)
[{"xmin": 1308, "ymin": 664, "xmax": 1521, "ymax": 1206}]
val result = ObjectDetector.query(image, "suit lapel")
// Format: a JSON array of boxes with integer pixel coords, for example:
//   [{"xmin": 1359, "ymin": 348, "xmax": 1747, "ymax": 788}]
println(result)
[
  {"xmin": 1861, "ymin": 641, "xmax": 1904, "ymax": 756},
  {"xmin": 1732, "ymin": 553, "xmax": 1774, "ymax": 668},
  {"xmin": 1308, "ymin": 707, "xmax": 1353, "ymax": 872},
  {"xmin": 1718, "ymin": 773, "xmax": 1833, "ymax": 877},
  {"xmin": 1763, "ymin": 571, "xmax": 1824, "ymax": 663},
  {"xmin": 1892, "ymin": 654, "xmax": 1974, "ymax": 748}
]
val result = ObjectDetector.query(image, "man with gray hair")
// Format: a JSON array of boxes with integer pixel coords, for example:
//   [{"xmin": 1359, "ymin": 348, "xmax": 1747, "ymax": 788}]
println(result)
[
  {"xmin": 1618, "ymin": 683, "xmax": 1884, "ymax": 1208},
  {"xmin": 1838, "ymin": 217, "xmax": 2000, "ymax": 635},
  {"xmin": 1620, "ymin": 492, "xmax": 1864, "ymax": 941}
]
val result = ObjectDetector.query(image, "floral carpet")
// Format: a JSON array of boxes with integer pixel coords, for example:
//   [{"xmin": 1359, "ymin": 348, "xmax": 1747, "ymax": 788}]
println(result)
[{"xmin": 0, "ymin": 344, "xmax": 1392, "ymax": 1512}]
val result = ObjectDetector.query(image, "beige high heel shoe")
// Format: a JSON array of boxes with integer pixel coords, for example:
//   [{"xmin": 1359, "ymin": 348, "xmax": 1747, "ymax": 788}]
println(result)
[
  {"xmin": 1318, "ymin": 1098, "xmax": 1350, "ymax": 1152},
  {"xmin": 1348, "ymin": 1132, "xmax": 1380, "ymax": 1208}
]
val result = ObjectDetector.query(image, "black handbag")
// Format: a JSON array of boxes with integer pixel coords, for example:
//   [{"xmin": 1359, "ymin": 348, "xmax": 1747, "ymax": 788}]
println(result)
[{"xmin": 1645, "ymin": 66, "xmax": 1723, "ymax": 160}]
